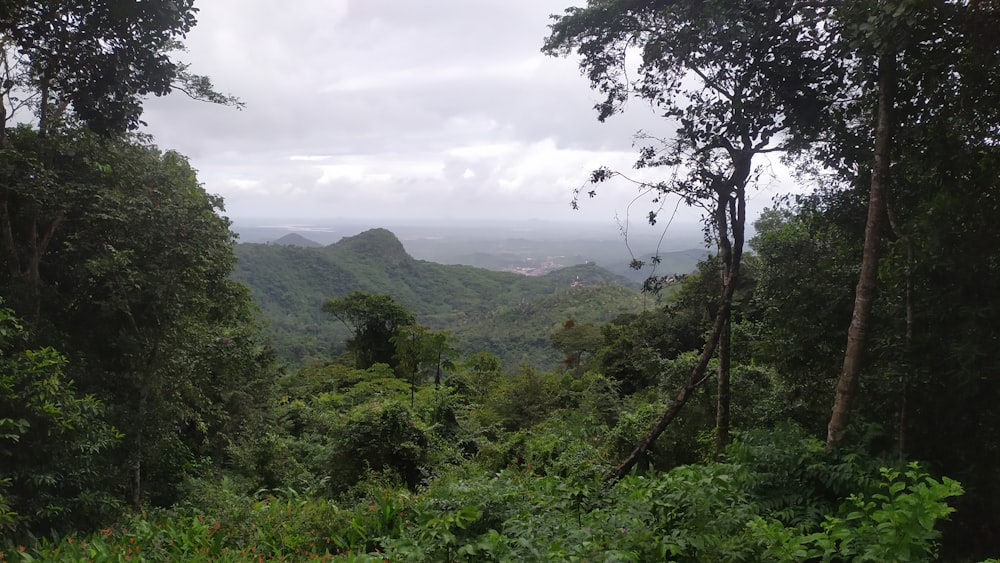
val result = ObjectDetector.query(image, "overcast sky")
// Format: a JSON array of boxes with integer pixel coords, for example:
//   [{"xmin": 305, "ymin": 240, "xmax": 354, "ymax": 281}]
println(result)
[{"xmin": 140, "ymin": 0, "xmax": 791, "ymax": 231}]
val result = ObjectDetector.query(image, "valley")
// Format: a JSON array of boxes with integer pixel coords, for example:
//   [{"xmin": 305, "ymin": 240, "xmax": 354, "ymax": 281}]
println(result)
[{"xmin": 232, "ymin": 226, "xmax": 684, "ymax": 367}]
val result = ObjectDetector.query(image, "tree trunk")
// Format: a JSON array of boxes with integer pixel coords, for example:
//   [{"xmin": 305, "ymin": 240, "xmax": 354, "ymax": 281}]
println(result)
[
  {"xmin": 609, "ymin": 187, "xmax": 744, "ymax": 482},
  {"xmin": 608, "ymin": 148, "xmax": 750, "ymax": 482},
  {"xmin": 0, "ymin": 80, "xmax": 8, "ymax": 148},
  {"xmin": 0, "ymin": 190, "xmax": 18, "ymax": 274},
  {"xmin": 826, "ymin": 50, "xmax": 896, "ymax": 449},
  {"xmin": 131, "ymin": 384, "xmax": 148, "ymax": 511},
  {"xmin": 608, "ymin": 282, "xmax": 733, "ymax": 483},
  {"xmin": 886, "ymin": 189, "xmax": 913, "ymax": 454},
  {"xmin": 714, "ymin": 162, "xmax": 747, "ymax": 456},
  {"xmin": 715, "ymin": 315, "xmax": 732, "ymax": 454},
  {"xmin": 434, "ymin": 349, "xmax": 442, "ymax": 387}
]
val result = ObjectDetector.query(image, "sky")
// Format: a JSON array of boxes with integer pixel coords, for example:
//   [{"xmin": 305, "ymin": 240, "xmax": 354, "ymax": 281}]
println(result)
[{"xmin": 140, "ymin": 0, "xmax": 792, "ymax": 231}]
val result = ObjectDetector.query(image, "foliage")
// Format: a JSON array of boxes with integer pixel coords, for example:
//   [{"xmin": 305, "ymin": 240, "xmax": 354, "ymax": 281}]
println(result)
[
  {"xmin": 376, "ymin": 426, "xmax": 962, "ymax": 562},
  {"xmin": 481, "ymin": 365, "xmax": 564, "ymax": 432},
  {"xmin": 749, "ymin": 202, "xmax": 861, "ymax": 422},
  {"xmin": 549, "ymin": 319, "xmax": 602, "ymax": 371},
  {"xmin": 323, "ymin": 291, "xmax": 416, "ymax": 369},
  {"xmin": 0, "ymin": 305, "xmax": 120, "ymax": 545},
  {"xmin": 751, "ymin": 127, "xmax": 1000, "ymax": 554},
  {"xmin": 327, "ymin": 401, "xmax": 429, "ymax": 492},
  {"xmin": 460, "ymin": 282, "xmax": 644, "ymax": 368},
  {"xmin": 0, "ymin": 126, "xmax": 276, "ymax": 515},
  {"xmin": 234, "ymin": 231, "xmax": 642, "ymax": 365},
  {"xmin": 750, "ymin": 464, "xmax": 962, "ymax": 562},
  {"xmin": 0, "ymin": 0, "xmax": 239, "ymax": 136},
  {"xmin": 3, "ymin": 0, "xmax": 998, "ymax": 559}
]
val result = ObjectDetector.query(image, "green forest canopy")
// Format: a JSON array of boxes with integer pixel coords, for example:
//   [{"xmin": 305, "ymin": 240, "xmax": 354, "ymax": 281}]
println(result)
[{"xmin": 2, "ymin": 0, "xmax": 1000, "ymax": 560}]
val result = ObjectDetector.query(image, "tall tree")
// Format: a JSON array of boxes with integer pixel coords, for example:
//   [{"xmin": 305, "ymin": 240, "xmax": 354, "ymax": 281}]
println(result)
[
  {"xmin": 0, "ymin": 303, "xmax": 120, "ymax": 543},
  {"xmin": 0, "ymin": 1, "xmax": 239, "ymax": 320},
  {"xmin": 0, "ymin": 0, "xmax": 238, "ymax": 136},
  {"xmin": 823, "ymin": 0, "xmax": 1000, "ymax": 449},
  {"xmin": 1, "ymin": 0, "xmax": 263, "ymax": 518},
  {"xmin": 0, "ymin": 127, "xmax": 274, "ymax": 509},
  {"xmin": 545, "ymin": 0, "xmax": 840, "ymax": 474},
  {"xmin": 393, "ymin": 325, "xmax": 458, "ymax": 407},
  {"xmin": 323, "ymin": 291, "xmax": 416, "ymax": 370},
  {"xmin": 826, "ymin": 49, "xmax": 895, "ymax": 448}
]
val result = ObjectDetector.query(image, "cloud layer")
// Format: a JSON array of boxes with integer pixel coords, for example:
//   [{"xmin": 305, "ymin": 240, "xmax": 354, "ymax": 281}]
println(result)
[{"xmin": 140, "ymin": 1, "xmax": 787, "ymax": 228}]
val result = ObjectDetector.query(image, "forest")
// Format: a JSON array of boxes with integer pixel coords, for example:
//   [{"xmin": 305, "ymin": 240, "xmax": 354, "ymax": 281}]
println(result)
[
  {"xmin": 2, "ymin": 0, "xmax": 1000, "ymax": 561},
  {"xmin": 232, "ymin": 227, "xmax": 647, "ymax": 366}
]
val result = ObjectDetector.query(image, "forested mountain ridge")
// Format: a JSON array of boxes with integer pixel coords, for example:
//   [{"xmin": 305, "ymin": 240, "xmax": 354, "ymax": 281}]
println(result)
[
  {"xmin": 233, "ymin": 227, "xmax": 645, "ymax": 365},
  {"xmin": 5, "ymin": 0, "xmax": 1000, "ymax": 560}
]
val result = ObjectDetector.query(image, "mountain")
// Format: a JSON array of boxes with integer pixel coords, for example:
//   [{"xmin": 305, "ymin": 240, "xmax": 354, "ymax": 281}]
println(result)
[
  {"xmin": 271, "ymin": 233, "xmax": 323, "ymax": 247},
  {"xmin": 233, "ymin": 228, "xmax": 645, "ymax": 366},
  {"xmin": 229, "ymin": 219, "xmax": 708, "ymax": 283}
]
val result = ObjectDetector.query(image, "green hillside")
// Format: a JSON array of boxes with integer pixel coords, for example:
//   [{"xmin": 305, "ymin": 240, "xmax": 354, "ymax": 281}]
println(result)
[
  {"xmin": 233, "ymin": 228, "xmax": 643, "ymax": 365},
  {"xmin": 459, "ymin": 283, "xmax": 648, "ymax": 367}
]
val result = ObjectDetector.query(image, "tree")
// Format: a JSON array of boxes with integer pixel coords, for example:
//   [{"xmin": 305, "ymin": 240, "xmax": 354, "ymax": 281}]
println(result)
[
  {"xmin": 0, "ymin": 302, "xmax": 120, "ymax": 543},
  {"xmin": 824, "ymin": 2, "xmax": 898, "ymax": 450},
  {"xmin": 822, "ymin": 0, "xmax": 1000, "ymax": 450},
  {"xmin": 788, "ymin": 2, "xmax": 1000, "ymax": 551},
  {"xmin": 0, "ymin": 127, "xmax": 275, "ymax": 510},
  {"xmin": 1, "ymin": 1, "xmax": 239, "ymax": 323},
  {"xmin": 323, "ymin": 291, "xmax": 416, "ymax": 370},
  {"xmin": 0, "ymin": 124, "xmax": 109, "ymax": 320},
  {"xmin": 550, "ymin": 319, "xmax": 602, "ymax": 373},
  {"xmin": 393, "ymin": 325, "xmax": 458, "ymax": 407},
  {"xmin": 0, "ymin": 0, "xmax": 238, "ymax": 137},
  {"xmin": 0, "ymin": 0, "xmax": 274, "ymax": 526},
  {"xmin": 545, "ymin": 0, "xmax": 840, "ymax": 473}
]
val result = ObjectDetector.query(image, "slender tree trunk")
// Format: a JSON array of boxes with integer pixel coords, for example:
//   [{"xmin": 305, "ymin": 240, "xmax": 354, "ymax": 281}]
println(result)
[
  {"xmin": 0, "ymin": 190, "xmax": 18, "ymax": 273},
  {"xmin": 0, "ymin": 79, "xmax": 8, "ymax": 148},
  {"xmin": 610, "ymin": 187, "xmax": 744, "ymax": 482},
  {"xmin": 609, "ymin": 151, "xmax": 751, "ymax": 482},
  {"xmin": 715, "ymin": 163, "xmax": 747, "ymax": 456},
  {"xmin": 132, "ymin": 383, "xmax": 148, "ymax": 511},
  {"xmin": 715, "ymin": 315, "xmax": 732, "ymax": 454},
  {"xmin": 714, "ymin": 198, "xmax": 735, "ymax": 455},
  {"xmin": 886, "ymin": 191, "xmax": 913, "ymax": 453},
  {"xmin": 826, "ymin": 51, "xmax": 896, "ymax": 449},
  {"xmin": 434, "ymin": 348, "xmax": 442, "ymax": 387},
  {"xmin": 37, "ymin": 59, "xmax": 55, "ymax": 138}
]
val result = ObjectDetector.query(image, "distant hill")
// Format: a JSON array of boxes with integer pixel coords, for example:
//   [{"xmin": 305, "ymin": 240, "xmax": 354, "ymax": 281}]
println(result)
[
  {"xmin": 233, "ymin": 228, "xmax": 645, "ymax": 367},
  {"xmin": 459, "ymin": 283, "xmax": 650, "ymax": 368},
  {"xmin": 271, "ymin": 233, "xmax": 323, "ymax": 247},
  {"xmin": 603, "ymin": 248, "xmax": 708, "ymax": 283}
]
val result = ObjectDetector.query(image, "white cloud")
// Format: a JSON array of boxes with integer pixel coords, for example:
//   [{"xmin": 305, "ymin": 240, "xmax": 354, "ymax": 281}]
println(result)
[
  {"xmin": 289, "ymin": 155, "xmax": 332, "ymax": 162},
  {"xmin": 137, "ymin": 0, "xmax": 792, "ymax": 227}
]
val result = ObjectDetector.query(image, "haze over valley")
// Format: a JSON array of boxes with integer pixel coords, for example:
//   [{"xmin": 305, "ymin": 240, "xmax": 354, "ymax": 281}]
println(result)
[
  {"xmin": 232, "ymin": 225, "xmax": 676, "ymax": 367},
  {"xmin": 231, "ymin": 216, "xmax": 708, "ymax": 282},
  {"xmin": 4, "ymin": 0, "xmax": 998, "ymax": 559}
]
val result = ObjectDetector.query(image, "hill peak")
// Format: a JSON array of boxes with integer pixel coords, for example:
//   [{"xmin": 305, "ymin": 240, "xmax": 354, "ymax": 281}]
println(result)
[
  {"xmin": 272, "ymin": 233, "xmax": 322, "ymax": 247},
  {"xmin": 329, "ymin": 228, "xmax": 411, "ymax": 264}
]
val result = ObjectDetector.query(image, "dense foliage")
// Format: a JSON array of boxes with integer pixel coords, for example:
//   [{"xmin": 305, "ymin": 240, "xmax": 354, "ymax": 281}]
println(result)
[
  {"xmin": 234, "ymin": 230, "xmax": 644, "ymax": 366},
  {"xmin": 0, "ymin": 124, "xmax": 275, "ymax": 543},
  {"xmin": 3, "ymin": 0, "xmax": 999, "ymax": 560}
]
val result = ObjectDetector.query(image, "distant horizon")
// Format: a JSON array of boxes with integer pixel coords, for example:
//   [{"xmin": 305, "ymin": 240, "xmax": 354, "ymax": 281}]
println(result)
[
  {"xmin": 226, "ymin": 213, "xmax": 705, "ymax": 228},
  {"xmin": 227, "ymin": 214, "xmax": 711, "ymax": 251}
]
